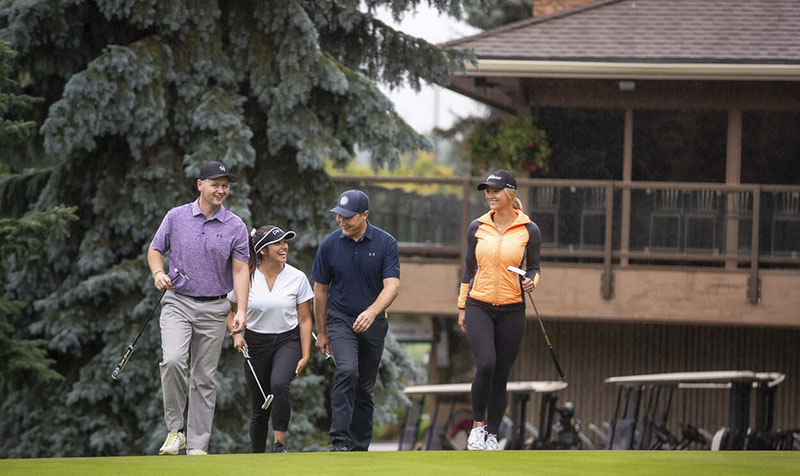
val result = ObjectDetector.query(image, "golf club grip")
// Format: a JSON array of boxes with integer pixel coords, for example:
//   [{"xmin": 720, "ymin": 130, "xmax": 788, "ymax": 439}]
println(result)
[
  {"xmin": 111, "ymin": 344, "xmax": 135, "ymax": 380},
  {"xmin": 549, "ymin": 346, "xmax": 566, "ymax": 380},
  {"xmin": 325, "ymin": 353, "xmax": 336, "ymax": 369}
]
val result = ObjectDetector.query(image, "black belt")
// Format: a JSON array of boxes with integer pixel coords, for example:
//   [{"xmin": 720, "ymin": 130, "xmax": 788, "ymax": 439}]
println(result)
[{"xmin": 176, "ymin": 292, "xmax": 226, "ymax": 302}]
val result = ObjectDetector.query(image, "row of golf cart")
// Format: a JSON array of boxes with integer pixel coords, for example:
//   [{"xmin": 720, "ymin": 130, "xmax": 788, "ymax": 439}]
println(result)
[{"xmin": 398, "ymin": 371, "xmax": 800, "ymax": 451}]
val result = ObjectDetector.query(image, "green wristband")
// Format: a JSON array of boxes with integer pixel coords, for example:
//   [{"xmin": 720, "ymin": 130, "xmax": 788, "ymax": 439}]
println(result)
[{"xmin": 152, "ymin": 269, "xmax": 165, "ymax": 279}]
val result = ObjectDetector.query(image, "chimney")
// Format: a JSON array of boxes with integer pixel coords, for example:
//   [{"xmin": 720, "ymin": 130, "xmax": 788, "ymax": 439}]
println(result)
[{"xmin": 533, "ymin": 0, "xmax": 599, "ymax": 17}]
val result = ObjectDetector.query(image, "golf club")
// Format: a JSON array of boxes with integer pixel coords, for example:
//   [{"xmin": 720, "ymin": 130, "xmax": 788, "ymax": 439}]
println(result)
[
  {"xmin": 111, "ymin": 268, "xmax": 190, "ymax": 380},
  {"xmin": 312, "ymin": 331, "xmax": 337, "ymax": 369},
  {"xmin": 507, "ymin": 265, "xmax": 567, "ymax": 381},
  {"xmin": 241, "ymin": 346, "xmax": 274, "ymax": 410}
]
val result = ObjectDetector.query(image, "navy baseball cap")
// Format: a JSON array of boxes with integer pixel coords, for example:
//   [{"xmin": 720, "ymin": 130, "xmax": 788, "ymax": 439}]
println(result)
[
  {"xmin": 199, "ymin": 161, "xmax": 237, "ymax": 182},
  {"xmin": 330, "ymin": 189, "xmax": 370, "ymax": 217},
  {"xmin": 477, "ymin": 169, "xmax": 516, "ymax": 191}
]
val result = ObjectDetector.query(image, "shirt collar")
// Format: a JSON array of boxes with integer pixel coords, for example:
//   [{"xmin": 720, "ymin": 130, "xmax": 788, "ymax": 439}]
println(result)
[
  {"xmin": 339, "ymin": 220, "xmax": 374, "ymax": 241},
  {"xmin": 192, "ymin": 198, "xmax": 227, "ymax": 222}
]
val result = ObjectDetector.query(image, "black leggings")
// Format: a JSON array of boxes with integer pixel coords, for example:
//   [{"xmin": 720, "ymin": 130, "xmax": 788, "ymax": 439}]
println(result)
[
  {"xmin": 243, "ymin": 327, "xmax": 301, "ymax": 453},
  {"xmin": 465, "ymin": 300, "xmax": 526, "ymax": 435}
]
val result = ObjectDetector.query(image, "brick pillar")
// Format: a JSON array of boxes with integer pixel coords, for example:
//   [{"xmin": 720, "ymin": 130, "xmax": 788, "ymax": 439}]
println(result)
[{"xmin": 533, "ymin": 0, "xmax": 599, "ymax": 17}]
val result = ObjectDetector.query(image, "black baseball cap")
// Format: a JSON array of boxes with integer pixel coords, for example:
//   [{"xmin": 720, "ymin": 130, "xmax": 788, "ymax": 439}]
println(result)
[
  {"xmin": 329, "ymin": 189, "xmax": 370, "ymax": 217},
  {"xmin": 198, "ymin": 161, "xmax": 237, "ymax": 182},
  {"xmin": 477, "ymin": 169, "xmax": 516, "ymax": 190}
]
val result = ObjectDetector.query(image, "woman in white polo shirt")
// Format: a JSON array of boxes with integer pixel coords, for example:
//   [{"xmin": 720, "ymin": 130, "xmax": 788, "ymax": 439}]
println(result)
[{"xmin": 226, "ymin": 225, "xmax": 313, "ymax": 453}]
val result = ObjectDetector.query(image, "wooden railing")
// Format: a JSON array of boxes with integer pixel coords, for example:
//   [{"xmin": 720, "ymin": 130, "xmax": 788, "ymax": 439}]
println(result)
[{"xmin": 330, "ymin": 175, "xmax": 800, "ymax": 303}]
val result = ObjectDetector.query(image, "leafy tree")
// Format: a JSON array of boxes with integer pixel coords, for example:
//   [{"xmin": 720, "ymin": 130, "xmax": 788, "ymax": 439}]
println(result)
[
  {"xmin": 0, "ymin": 0, "xmax": 483, "ymax": 456},
  {"xmin": 326, "ymin": 150, "xmax": 460, "ymax": 196}
]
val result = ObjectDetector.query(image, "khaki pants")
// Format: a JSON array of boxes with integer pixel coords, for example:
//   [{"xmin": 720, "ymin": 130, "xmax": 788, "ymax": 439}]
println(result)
[{"xmin": 159, "ymin": 290, "xmax": 228, "ymax": 451}]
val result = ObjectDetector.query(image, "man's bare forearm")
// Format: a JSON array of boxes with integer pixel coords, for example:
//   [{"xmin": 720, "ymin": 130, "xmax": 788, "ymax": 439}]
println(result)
[
  {"xmin": 364, "ymin": 278, "xmax": 400, "ymax": 317},
  {"xmin": 313, "ymin": 282, "xmax": 329, "ymax": 335}
]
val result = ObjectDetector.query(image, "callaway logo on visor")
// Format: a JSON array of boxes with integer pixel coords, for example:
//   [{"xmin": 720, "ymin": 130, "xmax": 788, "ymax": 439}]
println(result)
[{"xmin": 254, "ymin": 227, "xmax": 296, "ymax": 253}]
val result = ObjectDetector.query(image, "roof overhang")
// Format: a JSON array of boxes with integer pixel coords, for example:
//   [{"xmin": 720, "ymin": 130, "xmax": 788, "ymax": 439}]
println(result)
[{"xmin": 460, "ymin": 59, "xmax": 800, "ymax": 81}]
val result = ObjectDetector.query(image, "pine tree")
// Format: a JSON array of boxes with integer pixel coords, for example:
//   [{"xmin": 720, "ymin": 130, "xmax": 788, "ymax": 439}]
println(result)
[
  {"xmin": 0, "ymin": 207, "xmax": 77, "ymax": 384},
  {"xmin": 0, "ymin": 0, "xmax": 484, "ymax": 456},
  {"xmin": 466, "ymin": 0, "xmax": 531, "ymax": 30},
  {"xmin": 0, "ymin": 40, "xmax": 76, "ymax": 390},
  {"xmin": 0, "ymin": 40, "xmax": 40, "ymax": 151}
]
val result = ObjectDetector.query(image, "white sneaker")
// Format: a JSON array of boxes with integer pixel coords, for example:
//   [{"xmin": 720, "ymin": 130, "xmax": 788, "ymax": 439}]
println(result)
[
  {"xmin": 159, "ymin": 431, "xmax": 186, "ymax": 455},
  {"xmin": 467, "ymin": 425, "xmax": 487, "ymax": 450},
  {"xmin": 484, "ymin": 434, "xmax": 499, "ymax": 451},
  {"xmin": 187, "ymin": 448, "xmax": 207, "ymax": 455}
]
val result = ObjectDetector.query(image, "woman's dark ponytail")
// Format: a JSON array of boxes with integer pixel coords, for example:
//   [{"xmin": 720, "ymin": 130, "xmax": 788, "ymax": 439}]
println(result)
[{"xmin": 248, "ymin": 225, "xmax": 278, "ymax": 280}]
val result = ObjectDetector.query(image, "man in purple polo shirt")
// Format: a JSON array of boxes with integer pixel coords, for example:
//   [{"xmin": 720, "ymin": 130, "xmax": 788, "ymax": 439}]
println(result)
[{"xmin": 147, "ymin": 161, "xmax": 250, "ymax": 456}]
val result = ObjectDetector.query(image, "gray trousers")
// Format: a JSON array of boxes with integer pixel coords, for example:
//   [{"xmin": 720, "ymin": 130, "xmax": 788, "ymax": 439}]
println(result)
[{"xmin": 159, "ymin": 290, "xmax": 228, "ymax": 451}]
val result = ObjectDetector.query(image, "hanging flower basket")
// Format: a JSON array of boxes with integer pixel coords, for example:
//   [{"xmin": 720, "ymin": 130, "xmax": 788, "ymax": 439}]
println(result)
[{"xmin": 463, "ymin": 114, "xmax": 551, "ymax": 177}]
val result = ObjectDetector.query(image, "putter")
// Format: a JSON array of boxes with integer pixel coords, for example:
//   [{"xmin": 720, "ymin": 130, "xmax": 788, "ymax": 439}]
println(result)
[
  {"xmin": 111, "ymin": 268, "xmax": 189, "ymax": 380},
  {"xmin": 507, "ymin": 266, "xmax": 567, "ymax": 381},
  {"xmin": 241, "ymin": 346, "xmax": 274, "ymax": 410},
  {"xmin": 312, "ymin": 332, "xmax": 336, "ymax": 369}
]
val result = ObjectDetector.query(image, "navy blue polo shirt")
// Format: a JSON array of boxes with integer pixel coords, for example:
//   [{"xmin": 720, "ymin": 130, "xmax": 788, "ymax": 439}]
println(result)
[{"xmin": 311, "ymin": 221, "xmax": 400, "ymax": 318}]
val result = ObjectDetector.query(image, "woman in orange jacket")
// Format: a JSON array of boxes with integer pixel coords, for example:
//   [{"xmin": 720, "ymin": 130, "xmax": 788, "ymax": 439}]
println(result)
[{"xmin": 457, "ymin": 169, "xmax": 541, "ymax": 450}]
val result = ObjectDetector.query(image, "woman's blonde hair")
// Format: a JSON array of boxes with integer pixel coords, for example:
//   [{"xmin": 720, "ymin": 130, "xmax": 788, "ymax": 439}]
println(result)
[{"xmin": 504, "ymin": 188, "xmax": 524, "ymax": 211}]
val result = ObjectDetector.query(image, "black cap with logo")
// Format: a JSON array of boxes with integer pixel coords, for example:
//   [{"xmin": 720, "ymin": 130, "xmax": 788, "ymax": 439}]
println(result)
[
  {"xmin": 199, "ymin": 161, "xmax": 237, "ymax": 182},
  {"xmin": 477, "ymin": 169, "xmax": 516, "ymax": 191}
]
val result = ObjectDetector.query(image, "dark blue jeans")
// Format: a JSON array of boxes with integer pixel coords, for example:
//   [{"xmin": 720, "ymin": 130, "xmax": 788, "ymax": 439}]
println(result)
[{"xmin": 326, "ymin": 312, "xmax": 388, "ymax": 451}]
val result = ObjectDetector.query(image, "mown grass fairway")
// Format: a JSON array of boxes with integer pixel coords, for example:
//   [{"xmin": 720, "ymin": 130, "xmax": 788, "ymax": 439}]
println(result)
[{"xmin": 2, "ymin": 451, "xmax": 799, "ymax": 476}]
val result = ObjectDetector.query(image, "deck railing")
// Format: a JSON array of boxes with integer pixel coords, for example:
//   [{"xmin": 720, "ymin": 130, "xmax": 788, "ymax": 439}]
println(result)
[{"xmin": 330, "ymin": 175, "xmax": 800, "ymax": 303}]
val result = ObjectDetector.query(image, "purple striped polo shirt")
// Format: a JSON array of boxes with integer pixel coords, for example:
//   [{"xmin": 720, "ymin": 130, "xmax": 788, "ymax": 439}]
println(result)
[{"xmin": 150, "ymin": 199, "xmax": 249, "ymax": 297}]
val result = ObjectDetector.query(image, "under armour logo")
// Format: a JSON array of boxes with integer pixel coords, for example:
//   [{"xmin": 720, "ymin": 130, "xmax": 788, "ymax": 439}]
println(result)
[
  {"xmin": 369, "ymin": 252, "xmax": 376, "ymax": 257},
  {"xmin": 219, "ymin": 165, "xmax": 226, "ymax": 172}
]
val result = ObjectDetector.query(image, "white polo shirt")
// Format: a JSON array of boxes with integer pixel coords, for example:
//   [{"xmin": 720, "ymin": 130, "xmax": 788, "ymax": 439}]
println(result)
[{"xmin": 228, "ymin": 264, "xmax": 314, "ymax": 334}]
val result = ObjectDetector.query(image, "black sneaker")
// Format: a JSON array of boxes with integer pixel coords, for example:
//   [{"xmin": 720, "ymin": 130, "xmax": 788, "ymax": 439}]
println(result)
[
  {"xmin": 331, "ymin": 442, "xmax": 348, "ymax": 452},
  {"xmin": 273, "ymin": 441, "xmax": 287, "ymax": 453}
]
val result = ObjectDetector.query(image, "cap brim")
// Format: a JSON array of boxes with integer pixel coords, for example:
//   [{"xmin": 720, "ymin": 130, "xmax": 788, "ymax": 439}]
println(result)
[
  {"xmin": 202, "ymin": 174, "xmax": 237, "ymax": 182},
  {"xmin": 329, "ymin": 206, "xmax": 358, "ymax": 217},
  {"xmin": 257, "ymin": 230, "xmax": 297, "ymax": 250},
  {"xmin": 266, "ymin": 230, "xmax": 296, "ymax": 245},
  {"xmin": 477, "ymin": 180, "xmax": 503, "ymax": 190}
]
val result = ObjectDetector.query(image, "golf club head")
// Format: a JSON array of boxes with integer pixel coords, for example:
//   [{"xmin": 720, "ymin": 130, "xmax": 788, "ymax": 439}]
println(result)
[{"xmin": 262, "ymin": 393, "xmax": 274, "ymax": 410}]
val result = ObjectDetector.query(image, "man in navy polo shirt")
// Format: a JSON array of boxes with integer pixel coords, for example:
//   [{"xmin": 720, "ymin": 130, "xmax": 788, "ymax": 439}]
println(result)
[
  {"xmin": 312, "ymin": 189, "xmax": 401, "ymax": 451},
  {"xmin": 147, "ymin": 161, "xmax": 250, "ymax": 456}
]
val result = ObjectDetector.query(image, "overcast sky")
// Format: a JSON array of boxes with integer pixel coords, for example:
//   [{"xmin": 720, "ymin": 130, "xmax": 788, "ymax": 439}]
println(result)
[{"xmin": 374, "ymin": 5, "xmax": 487, "ymax": 134}]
